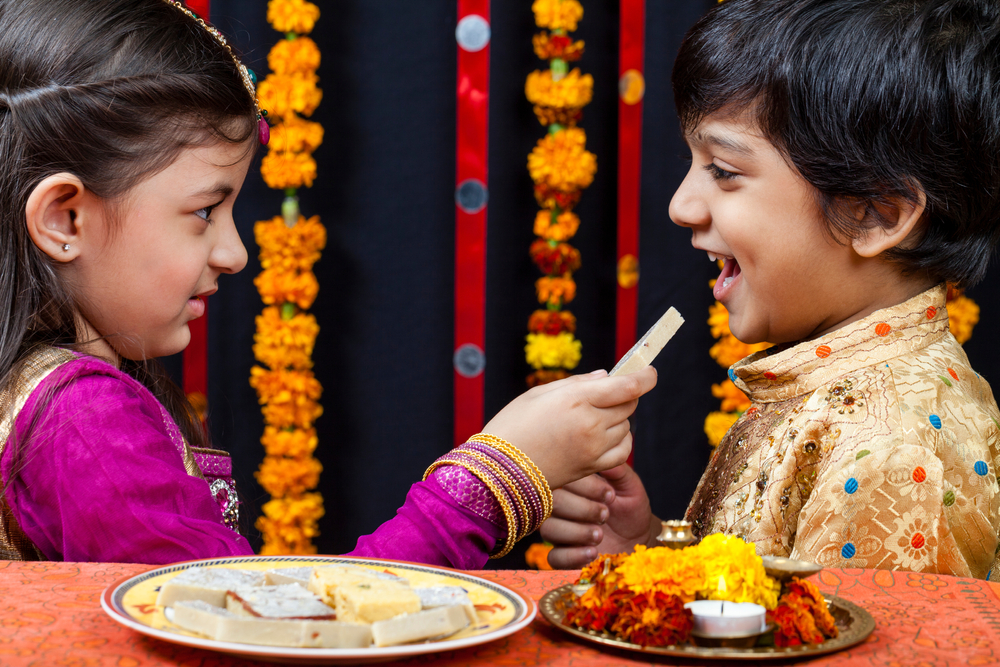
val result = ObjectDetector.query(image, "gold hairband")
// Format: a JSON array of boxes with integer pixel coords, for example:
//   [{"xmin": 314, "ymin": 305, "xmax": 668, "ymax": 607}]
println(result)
[{"xmin": 161, "ymin": 0, "xmax": 270, "ymax": 145}]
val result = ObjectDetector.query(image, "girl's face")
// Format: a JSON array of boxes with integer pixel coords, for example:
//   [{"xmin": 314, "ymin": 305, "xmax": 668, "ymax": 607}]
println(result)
[
  {"xmin": 69, "ymin": 140, "xmax": 252, "ymax": 361},
  {"xmin": 669, "ymin": 114, "xmax": 916, "ymax": 345}
]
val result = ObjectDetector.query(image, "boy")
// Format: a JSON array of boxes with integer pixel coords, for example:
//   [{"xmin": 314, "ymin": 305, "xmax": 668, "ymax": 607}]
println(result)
[{"xmin": 541, "ymin": 0, "xmax": 1000, "ymax": 578}]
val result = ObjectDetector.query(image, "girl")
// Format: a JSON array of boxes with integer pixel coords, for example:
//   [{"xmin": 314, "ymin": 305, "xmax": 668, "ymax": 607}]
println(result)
[{"xmin": 0, "ymin": 0, "xmax": 656, "ymax": 566}]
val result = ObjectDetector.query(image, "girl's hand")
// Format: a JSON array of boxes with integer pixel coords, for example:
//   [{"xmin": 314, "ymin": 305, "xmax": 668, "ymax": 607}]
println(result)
[
  {"xmin": 481, "ymin": 367, "xmax": 657, "ymax": 490},
  {"xmin": 539, "ymin": 464, "xmax": 661, "ymax": 569}
]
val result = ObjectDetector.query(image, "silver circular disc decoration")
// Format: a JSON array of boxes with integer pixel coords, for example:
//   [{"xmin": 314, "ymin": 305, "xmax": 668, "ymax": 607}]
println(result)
[
  {"xmin": 456, "ymin": 15, "xmax": 491, "ymax": 52},
  {"xmin": 454, "ymin": 343, "xmax": 486, "ymax": 378},
  {"xmin": 455, "ymin": 179, "xmax": 488, "ymax": 214}
]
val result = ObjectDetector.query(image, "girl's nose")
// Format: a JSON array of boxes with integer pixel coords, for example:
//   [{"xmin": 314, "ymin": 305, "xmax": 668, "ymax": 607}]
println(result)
[
  {"xmin": 668, "ymin": 169, "xmax": 710, "ymax": 229},
  {"xmin": 211, "ymin": 217, "xmax": 248, "ymax": 274}
]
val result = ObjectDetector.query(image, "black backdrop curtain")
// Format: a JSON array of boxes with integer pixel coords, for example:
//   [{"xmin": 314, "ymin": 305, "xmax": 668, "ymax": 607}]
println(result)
[{"xmin": 162, "ymin": 1, "xmax": 1000, "ymax": 567}]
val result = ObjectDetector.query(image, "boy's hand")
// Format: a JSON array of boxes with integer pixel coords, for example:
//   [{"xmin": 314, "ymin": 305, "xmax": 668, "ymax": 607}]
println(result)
[
  {"xmin": 482, "ymin": 367, "xmax": 656, "ymax": 490},
  {"xmin": 540, "ymin": 464, "xmax": 661, "ymax": 569}
]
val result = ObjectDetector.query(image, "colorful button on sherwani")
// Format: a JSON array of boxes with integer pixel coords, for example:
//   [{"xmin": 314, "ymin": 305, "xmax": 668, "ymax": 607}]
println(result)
[{"xmin": 686, "ymin": 285, "xmax": 1000, "ymax": 579}]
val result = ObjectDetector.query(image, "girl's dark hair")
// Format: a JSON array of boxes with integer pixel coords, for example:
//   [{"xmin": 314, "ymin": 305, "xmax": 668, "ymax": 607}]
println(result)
[
  {"xmin": 0, "ymin": 0, "xmax": 257, "ymax": 447},
  {"xmin": 673, "ymin": 0, "xmax": 1000, "ymax": 286}
]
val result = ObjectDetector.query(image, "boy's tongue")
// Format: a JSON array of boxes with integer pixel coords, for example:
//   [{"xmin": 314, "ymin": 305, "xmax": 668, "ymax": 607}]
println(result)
[{"xmin": 713, "ymin": 257, "xmax": 741, "ymax": 300}]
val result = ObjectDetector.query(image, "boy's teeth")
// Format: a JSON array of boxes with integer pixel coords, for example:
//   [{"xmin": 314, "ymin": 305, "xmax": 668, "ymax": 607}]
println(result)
[{"xmin": 723, "ymin": 277, "xmax": 734, "ymax": 288}]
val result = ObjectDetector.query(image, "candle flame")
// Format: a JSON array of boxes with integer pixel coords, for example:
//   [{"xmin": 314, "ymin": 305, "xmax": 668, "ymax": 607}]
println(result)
[{"xmin": 717, "ymin": 575, "xmax": 727, "ymax": 593}]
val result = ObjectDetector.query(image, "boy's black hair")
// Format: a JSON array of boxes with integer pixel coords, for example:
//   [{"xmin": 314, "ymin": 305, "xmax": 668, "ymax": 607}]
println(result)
[{"xmin": 673, "ymin": 0, "xmax": 1000, "ymax": 286}]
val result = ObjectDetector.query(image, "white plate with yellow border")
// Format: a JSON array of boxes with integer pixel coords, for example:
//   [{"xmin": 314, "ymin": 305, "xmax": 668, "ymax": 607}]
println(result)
[{"xmin": 101, "ymin": 555, "xmax": 536, "ymax": 665}]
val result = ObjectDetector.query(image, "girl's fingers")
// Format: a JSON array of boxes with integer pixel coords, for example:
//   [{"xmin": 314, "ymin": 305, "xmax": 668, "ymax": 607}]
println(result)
[
  {"xmin": 592, "ymin": 432, "xmax": 633, "ymax": 472},
  {"xmin": 539, "ymin": 517, "xmax": 603, "ymax": 547},
  {"xmin": 546, "ymin": 545, "xmax": 600, "ymax": 570},
  {"xmin": 582, "ymin": 367, "xmax": 657, "ymax": 409},
  {"xmin": 551, "ymin": 487, "xmax": 609, "ymax": 524}
]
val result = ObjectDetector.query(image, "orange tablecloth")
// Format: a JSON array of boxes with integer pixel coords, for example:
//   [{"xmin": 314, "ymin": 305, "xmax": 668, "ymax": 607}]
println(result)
[{"xmin": 3, "ymin": 561, "xmax": 1000, "ymax": 666}]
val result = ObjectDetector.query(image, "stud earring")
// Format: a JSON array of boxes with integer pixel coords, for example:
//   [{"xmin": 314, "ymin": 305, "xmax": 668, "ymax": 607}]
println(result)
[{"xmin": 62, "ymin": 244, "xmax": 70, "ymax": 251}]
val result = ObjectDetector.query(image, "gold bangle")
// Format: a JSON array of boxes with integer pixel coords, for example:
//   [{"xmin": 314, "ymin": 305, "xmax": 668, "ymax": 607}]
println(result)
[
  {"xmin": 424, "ymin": 456, "xmax": 519, "ymax": 558},
  {"xmin": 458, "ymin": 449, "xmax": 533, "ymax": 542},
  {"xmin": 470, "ymin": 433, "xmax": 553, "ymax": 521}
]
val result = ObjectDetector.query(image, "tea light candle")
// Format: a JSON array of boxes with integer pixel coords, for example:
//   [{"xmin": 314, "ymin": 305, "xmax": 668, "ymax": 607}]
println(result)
[{"xmin": 684, "ymin": 600, "xmax": 767, "ymax": 637}]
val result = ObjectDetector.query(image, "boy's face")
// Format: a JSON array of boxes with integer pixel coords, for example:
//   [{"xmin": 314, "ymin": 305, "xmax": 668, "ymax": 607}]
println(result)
[{"xmin": 670, "ymin": 114, "xmax": 891, "ymax": 345}]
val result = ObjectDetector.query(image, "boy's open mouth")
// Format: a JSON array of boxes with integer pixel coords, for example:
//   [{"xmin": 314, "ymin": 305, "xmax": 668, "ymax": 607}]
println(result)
[{"xmin": 713, "ymin": 255, "xmax": 741, "ymax": 299}]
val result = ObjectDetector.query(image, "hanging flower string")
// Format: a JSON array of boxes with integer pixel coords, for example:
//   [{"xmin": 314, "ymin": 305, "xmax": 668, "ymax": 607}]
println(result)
[
  {"xmin": 703, "ymin": 278, "xmax": 980, "ymax": 447},
  {"xmin": 525, "ymin": 0, "xmax": 595, "ymax": 389},
  {"xmin": 249, "ymin": 0, "xmax": 326, "ymax": 555}
]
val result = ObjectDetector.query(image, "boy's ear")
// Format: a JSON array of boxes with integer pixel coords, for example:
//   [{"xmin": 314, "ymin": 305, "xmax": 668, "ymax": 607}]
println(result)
[
  {"xmin": 24, "ymin": 173, "xmax": 94, "ymax": 262},
  {"xmin": 851, "ymin": 188, "xmax": 927, "ymax": 258}
]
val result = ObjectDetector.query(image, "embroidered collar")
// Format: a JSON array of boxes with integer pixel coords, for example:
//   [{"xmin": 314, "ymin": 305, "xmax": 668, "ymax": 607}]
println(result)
[{"xmin": 731, "ymin": 285, "xmax": 949, "ymax": 403}]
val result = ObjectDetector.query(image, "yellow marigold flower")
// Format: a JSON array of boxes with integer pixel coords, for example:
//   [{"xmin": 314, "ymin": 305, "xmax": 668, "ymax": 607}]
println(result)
[
  {"xmin": 695, "ymin": 533, "xmax": 780, "ymax": 609},
  {"xmin": 267, "ymin": 0, "xmax": 320, "ymax": 35},
  {"xmin": 254, "ymin": 268, "xmax": 319, "ymax": 310},
  {"xmin": 269, "ymin": 116, "xmax": 324, "ymax": 154},
  {"xmin": 257, "ymin": 491, "xmax": 325, "ymax": 555},
  {"xmin": 525, "ymin": 332, "xmax": 582, "ymax": 370},
  {"xmin": 255, "ymin": 215, "xmax": 327, "ymax": 272},
  {"xmin": 256, "ymin": 454, "xmax": 323, "ymax": 498},
  {"xmin": 254, "ymin": 306, "xmax": 319, "ymax": 370},
  {"xmin": 250, "ymin": 366, "xmax": 324, "ymax": 429},
  {"xmin": 536, "ymin": 275, "xmax": 576, "ymax": 306},
  {"xmin": 261, "ymin": 150, "xmax": 318, "ymax": 189},
  {"xmin": 705, "ymin": 411, "xmax": 739, "ymax": 447},
  {"xmin": 532, "ymin": 0, "xmax": 583, "ymax": 31},
  {"xmin": 708, "ymin": 301, "xmax": 732, "ymax": 339},
  {"xmin": 528, "ymin": 128, "xmax": 597, "ymax": 192},
  {"xmin": 617, "ymin": 545, "xmax": 706, "ymax": 602},
  {"xmin": 712, "ymin": 379, "xmax": 750, "ymax": 413},
  {"xmin": 268, "ymin": 36, "xmax": 321, "ymax": 76},
  {"xmin": 260, "ymin": 426, "xmax": 318, "ymax": 458},
  {"xmin": 710, "ymin": 335, "xmax": 770, "ymax": 370},
  {"xmin": 534, "ymin": 209, "xmax": 580, "ymax": 241},
  {"xmin": 525, "ymin": 69, "xmax": 593, "ymax": 110},
  {"xmin": 525, "ymin": 542, "xmax": 554, "ymax": 570},
  {"xmin": 257, "ymin": 72, "xmax": 323, "ymax": 120},
  {"xmin": 947, "ymin": 294, "xmax": 979, "ymax": 344}
]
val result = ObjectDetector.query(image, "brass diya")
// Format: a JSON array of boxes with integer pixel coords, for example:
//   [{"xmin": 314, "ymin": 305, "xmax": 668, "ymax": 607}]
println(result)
[{"xmin": 656, "ymin": 520, "xmax": 695, "ymax": 549}]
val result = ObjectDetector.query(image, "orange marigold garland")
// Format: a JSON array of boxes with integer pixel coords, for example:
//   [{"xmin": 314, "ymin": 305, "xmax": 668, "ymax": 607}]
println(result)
[
  {"xmin": 251, "ymin": 0, "xmax": 325, "ymax": 555},
  {"xmin": 525, "ymin": 0, "xmax": 594, "ymax": 390}
]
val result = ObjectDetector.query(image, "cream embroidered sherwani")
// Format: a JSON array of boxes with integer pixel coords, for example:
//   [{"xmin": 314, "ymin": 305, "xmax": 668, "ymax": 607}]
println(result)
[{"xmin": 685, "ymin": 286, "xmax": 1000, "ymax": 579}]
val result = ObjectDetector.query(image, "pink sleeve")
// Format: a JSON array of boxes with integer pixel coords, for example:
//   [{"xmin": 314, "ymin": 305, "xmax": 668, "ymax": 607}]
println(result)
[{"xmin": 2, "ymin": 366, "xmax": 253, "ymax": 563}]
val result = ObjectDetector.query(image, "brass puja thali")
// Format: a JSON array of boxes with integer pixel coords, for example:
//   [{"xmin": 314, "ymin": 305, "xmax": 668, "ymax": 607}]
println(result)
[{"xmin": 540, "ymin": 586, "xmax": 874, "ymax": 660}]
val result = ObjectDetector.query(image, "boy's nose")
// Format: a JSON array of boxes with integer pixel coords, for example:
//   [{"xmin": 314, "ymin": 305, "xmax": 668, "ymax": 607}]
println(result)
[{"xmin": 668, "ymin": 171, "xmax": 709, "ymax": 229}]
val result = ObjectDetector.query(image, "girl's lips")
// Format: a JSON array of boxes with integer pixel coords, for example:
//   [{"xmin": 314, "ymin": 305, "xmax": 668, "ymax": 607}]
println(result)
[
  {"xmin": 188, "ymin": 296, "xmax": 206, "ymax": 319},
  {"xmin": 713, "ymin": 257, "xmax": 742, "ymax": 300}
]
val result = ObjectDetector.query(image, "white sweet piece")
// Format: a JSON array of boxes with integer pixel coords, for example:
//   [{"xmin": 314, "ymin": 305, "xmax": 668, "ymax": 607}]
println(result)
[
  {"xmin": 370, "ymin": 606, "xmax": 470, "ymax": 647},
  {"xmin": 609, "ymin": 307, "xmax": 685, "ymax": 376},
  {"xmin": 226, "ymin": 584, "xmax": 335, "ymax": 619},
  {"xmin": 155, "ymin": 567, "xmax": 266, "ymax": 608},
  {"xmin": 415, "ymin": 586, "xmax": 478, "ymax": 625},
  {"xmin": 265, "ymin": 566, "xmax": 315, "ymax": 587},
  {"xmin": 172, "ymin": 600, "xmax": 372, "ymax": 648}
]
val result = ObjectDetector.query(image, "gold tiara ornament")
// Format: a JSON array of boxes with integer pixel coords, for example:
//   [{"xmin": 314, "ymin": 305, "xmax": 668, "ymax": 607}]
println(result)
[{"xmin": 161, "ymin": 0, "xmax": 270, "ymax": 145}]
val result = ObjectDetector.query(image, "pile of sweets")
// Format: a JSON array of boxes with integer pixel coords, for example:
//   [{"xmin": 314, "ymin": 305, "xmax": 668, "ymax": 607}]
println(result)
[
  {"xmin": 156, "ymin": 565, "xmax": 480, "ymax": 648},
  {"xmin": 563, "ymin": 534, "xmax": 838, "ymax": 648}
]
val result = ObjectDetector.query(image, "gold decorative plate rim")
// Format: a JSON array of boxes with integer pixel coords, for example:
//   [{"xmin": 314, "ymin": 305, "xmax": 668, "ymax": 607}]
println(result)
[
  {"xmin": 540, "ymin": 584, "xmax": 875, "ymax": 661},
  {"xmin": 101, "ymin": 555, "xmax": 536, "ymax": 665}
]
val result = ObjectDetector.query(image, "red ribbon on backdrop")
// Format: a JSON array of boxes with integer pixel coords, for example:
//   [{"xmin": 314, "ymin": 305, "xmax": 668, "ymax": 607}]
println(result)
[
  {"xmin": 617, "ymin": 0, "xmax": 645, "ymax": 465},
  {"xmin": 183, "ymin": 0, "xmax": 211, "ymax": 410},
  {"xmin": 453, "ymin": 2, "xmax": 491, "ymax": 446}
]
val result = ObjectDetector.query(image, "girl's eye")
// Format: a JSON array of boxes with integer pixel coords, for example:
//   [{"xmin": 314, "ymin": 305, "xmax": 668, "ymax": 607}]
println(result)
[
  {"xmin": 704, "ymin": 162, "xmax": 739, "ymax": 181},
  {"xmin": 194, "ymin": 205, "xmax": 216, "ymax": 222}
]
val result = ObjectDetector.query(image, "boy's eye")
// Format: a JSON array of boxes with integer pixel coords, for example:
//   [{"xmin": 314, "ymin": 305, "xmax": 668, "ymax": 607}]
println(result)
[
  {"xmin": 704, "ymin": 162, "xmax": 739, "ymax": 181},
  {"xmin": 194, "ymin": 205, "xmax": 217, "ymax": 222}
]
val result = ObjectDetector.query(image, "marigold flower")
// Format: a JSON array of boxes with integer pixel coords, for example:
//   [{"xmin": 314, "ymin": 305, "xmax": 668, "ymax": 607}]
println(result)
[
  {"xmin": 534, "ymin": 209, "xmax": 580, "ymax": 241},
  {"xmin": 712, "ymin": 379, "xmax": 751, "ymax": 413},
  {"xmin": 526, "ymin": 368, "xmax": 571, "ymax": 387},
  {"xmin": 533, "ymin": 32, "xmax": 585, "ymax": 61},
  {"xmin": 261, "ymin": 150, "xmax": 318, "ymax": 190},
  {"xmin": 704, "ymin": 411, "xmax": 739, "ymax": 448},
  {"xmin": 254, "ymin": 268, "xmax": 320, "ymax": 310},
  {"xmin": 946, "ymin": 293, "xmax": 979, "ymax": 344},
  {"xmin": 254, "ymin": 306, "xmax": 319, "ymax": 370},
  {"xmin": 696, "ymin": 533, "xmax": 780, "ymax": 608},
  {"xmin": 532, "ymin": 105, "xmax": 584, "ymax": 127},
  {"xmin": 530, "ymin": 238, "xmax": 581, "ymax": 275},
  {"xmin": 616, "ymin": 544, "xmax": 705, "ymax": 601},
  {"xmin": 528, "ymin": 128, "xmax": 597, "ymax": 192},
  {"xmin": 269, "ymin": 116, "xmax": 324, "ymax": 154},
  {"xmin": 525, "ymin": 542, "xmax": 554, "ymax": 570},
  {"xmin": 532, "ymin": 0, "xmax": 584, "ymax": 31},
  {"xmin": 525, "ymin": 332, "xmax": 582, "ymax": 370},
  {"xmin": 256, "ymin": 454, "xmax": 323, "ymax": 498},
  {"xmin": 257, "ymin": 72, "xmax": 323, "ymax": 120},
  {"xmin": 260, "ymin": 426, "xmax": 318, "ymax": 458},
  {"xmin": 534, "ymin": 183, "xmax": 581, "ymax": 211},
  {"xmin": 268, "ymin": 36, "xmax": 321, "ymax": 76},
  {"xmin": 525, "ymin": 69, "xmax": 594, "ymax": 111},
  {"xmin": 536, "ymin": 275, "xmax": 576, "ymax": 307},
  {"xmin": 267, "ymin": 0, "xmax": 320, "ymax": 35},
  {"xmin": 768, "ymin": 578, "xmax": 839, "ymax": 647},
  {"xmin": 255, "ymin": 215, "xmax": 327, "ymax": 272},
  {"xmin": 250, "ymin": 366, "xmax": 324, "ymax": 429},
  {"xmin": 257, "ymin": 491, "xmax": 325, "ymax": 555},
  {"xmin": 528, "ymin": 309, "xmax": 576, "ymax": 335}
]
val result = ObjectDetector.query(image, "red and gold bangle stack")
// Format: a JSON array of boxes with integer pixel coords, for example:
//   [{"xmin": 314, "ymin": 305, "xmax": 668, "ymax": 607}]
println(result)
[{"xmin": 423, "ymin": 433, "xmax": 552, "ymax": 558}]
